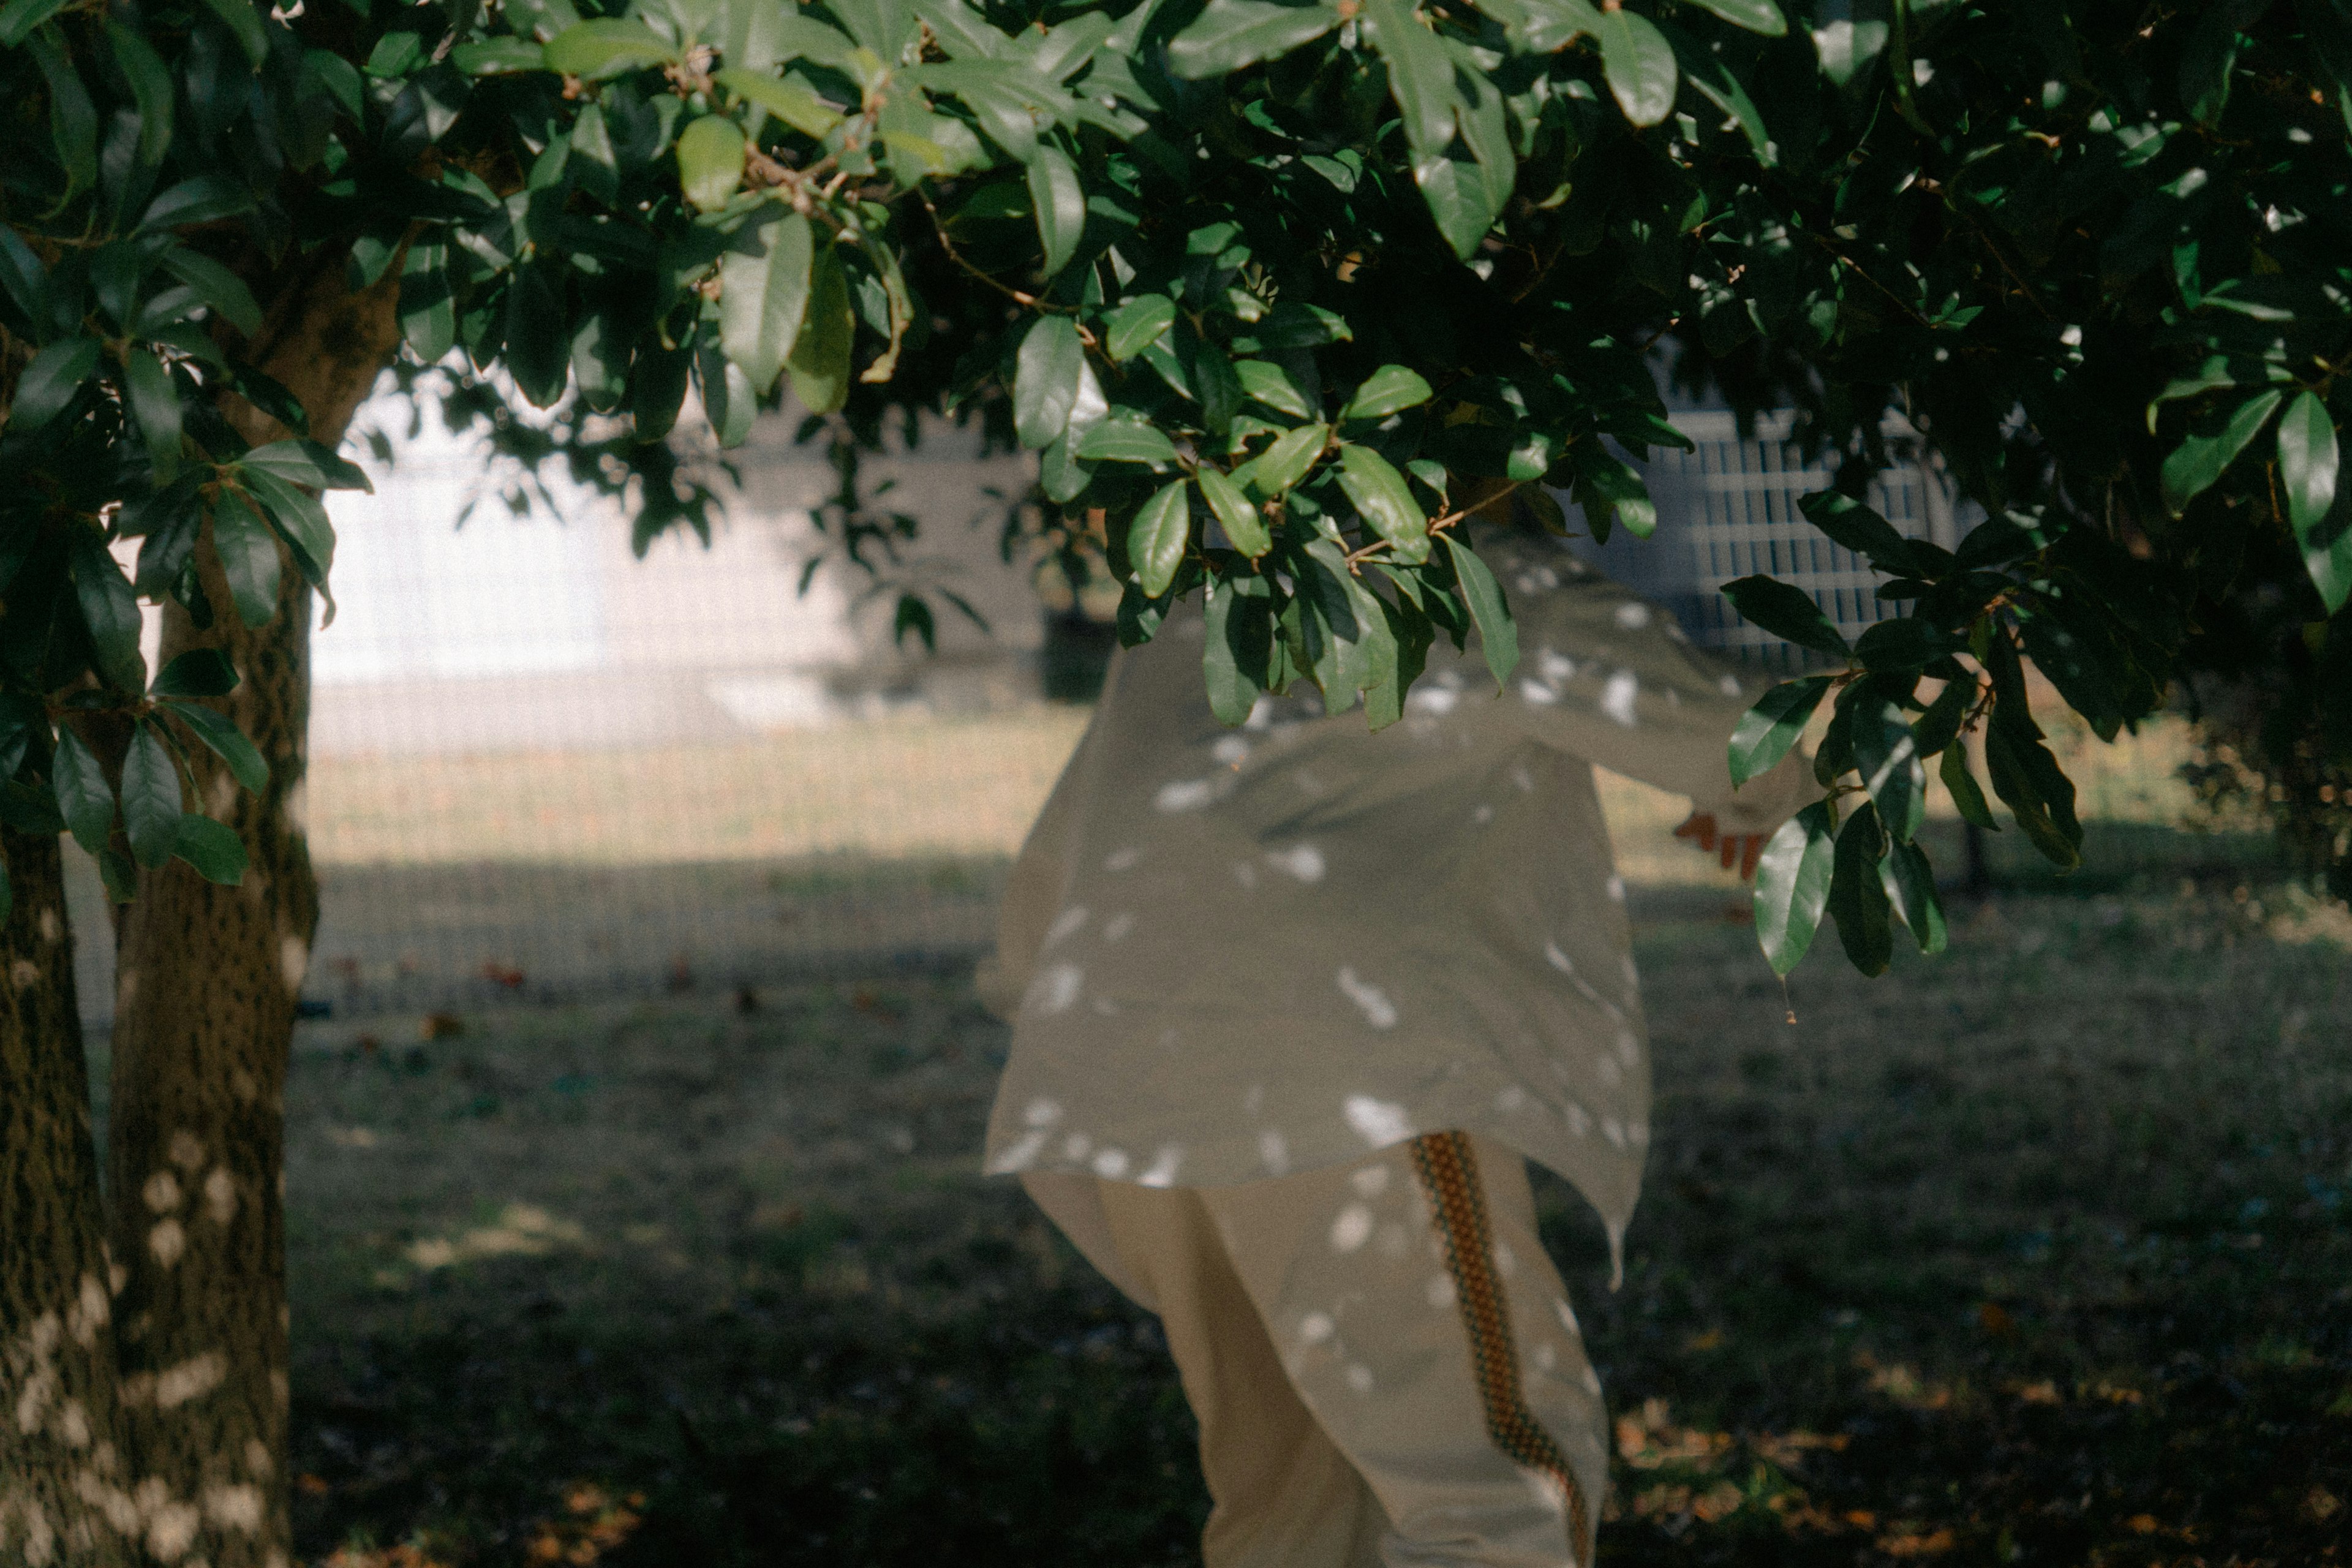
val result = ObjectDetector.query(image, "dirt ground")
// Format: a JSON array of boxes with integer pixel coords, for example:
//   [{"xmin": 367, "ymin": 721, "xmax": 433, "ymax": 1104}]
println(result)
[{"xmin": 270, "ymin": 866, "xmax": 2352, "ymax": 1568}]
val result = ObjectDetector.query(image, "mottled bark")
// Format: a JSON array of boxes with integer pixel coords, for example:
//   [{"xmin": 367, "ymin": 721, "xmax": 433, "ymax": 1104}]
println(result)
[
  {"xmin": 101, "ymin": 254, "xmax": 402, "ymax": 1568},
  {"xmin": 0, "ymin": 829, "xmax": 135, "ymax": 1567}
]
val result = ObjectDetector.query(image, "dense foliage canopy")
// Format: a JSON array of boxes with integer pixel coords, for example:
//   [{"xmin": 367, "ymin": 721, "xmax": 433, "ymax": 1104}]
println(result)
[{"xmin": 6, "ymin": 0, "xmax": 2352, "ymax": 978}]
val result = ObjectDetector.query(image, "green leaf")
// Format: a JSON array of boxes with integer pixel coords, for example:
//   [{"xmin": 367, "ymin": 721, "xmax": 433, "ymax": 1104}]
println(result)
[
  {"xmin": 633, "ymin": 339, "xmax": 693, "ymax": 441},
  {"xmin": 722, "ymin": 208, "xmax": 814, "ymax": 395},
  {"xmin": 171, "ymin": 813, "xmax": 247, "ymax": 885},
  {"xmin": 0, "ymin": 227, "xmax": 47, "ymax": 325},
  {"xmin": 1826, "ymin": 804, "xmax": 1893, "ymax": 976},
  {"xmin": 1798, "ymin": 490, "xmax": 1923, "ymax": 575},
  {"xmin": 1442, "ymin": 533, "xmax": 1518, "ymax": 688},
  {"xmin": 51, "ymin": 726, "xmax": 114, "ymax": 858},
  {"xmin": 69, "ymin": 529, "xmax": 145, "ymax": 694},
  {"xmin": 163, "ymin": 249, "xmax": 263, "ymax": 339},
  {"xmin": 1197, "ymin": 466, "xmax": 1272, "ymax": 558},
  {"xmin": 1076, "ymin": 418, "xmax": 1180, "ymax": 466},
  {"xmin": 676, "ymin": 115, "xmax": 748, "ymax": 212},
  {"xmin": 151, "ymin": 649, "xmax": 239, "ymax": 698},
  {"xmin": 2160, "ymin": 388, "xmax": 2282, "ymax": 516},
  {"xmin": 2295, "ymin": 478, "xmax": 2352, "ymax": 614},
  {"xmin": 1596, "ymin": 7, "xmax": 1678, "ymax": 126},
  {"xmin": 1166, "ymin": 0, "xmax": 1341, "ymax": 79},
  {"xmin": 543, "ymin": 18, "xmax": 681, "ymax": 78},
  {"xmin": 1236, "ymin": 360, "xmax": 1314, "ymax": 420},
  {"xmin": 1679, "ymin": 0, "xmax": 1785, "ymax": 35},
  {"xmin": 504, "ymin": 258, "xmax": 570, "ymax": 408},
  {"xmin": 1574, "ymin": 450, "xmax": 1657, "ymax": 538},
  {"xmin": 786, "ymin": 244, "xmax": 856, "ymax": 415},
  {"xmin": 1107, "ymin": 295, "xmax": 1176, "ymax": 362},
  {"xmin": 98, "ymin": 847, "xmax": 136, "ymax": 903},
  {"xmin": 140, "ymin": 175, "xmax": 256, "ymax": 232},
  {"xmin": 1721, "ymin": 575, "xmax": 1850, "ymax": 657},
  {"xmin": 1336, "ymin": 444, "xmax": 1431, "ymax": 565},
  {"xmin": 1852, "ymin": 693, "xmax": 1925, "ymax": 843},
  {"xmin": 121, "ymin": 721, "xmax": 183, "ymax": 870},
  {"xmin": 1027, "ymin": 144, "xmax": 1086, "ymax": 279},
  {"xmin": 714, "ymin": 67, "xmax": 844, "ymax": 137},
  {"xmin": 398, "ymin": 239, "xmax": 455, "ymax": 363},
  {"xmin": 8, "ymin": 337, "xmax": 100, "ymax": 432},
  {"xmin": 1341, "ymin": 365, "xmax": 1433, "ymax": 421},
  {"xmin": 104, "ymin": 21, "xmax": 175, "ymax": 165},
  {"xmin": 29, "ymin": 35, "xmax": 96, "ymax": 205},
  {"xmin": 162, "ymin": 699, "xmax": 270, "ymax": 794},
  {"xmin": 1014, "ymin": 316, "xmax": 1085, "ymax": 450},
  {"xmin": 1235, "ymin": 422, "xmax": 1327, "ymax": 500},
  {"xmin": 2278, "ymin": 389, "xmax": 2339, "ymax": 534},
  {"xmin": 1728, "ymin": 674, "xmax": 1830, "ymax": 786},
  {"xmin": 196, "ymin": 0, "xmax": 270, "ymax": 66},
  {"xmin": 122, "ymin": 350, "xmax": 184, "ymax": 481},
  {"xmin": 1202, "ymin": 572, "xmax": 1262, "ymax": 725},
  {"xmin": 452, "ymin": 37, "xmax": 549, "ymax": 74},
  {"xmin": 1880, "ymin": 839, "xmax": 1948, "ymax": 954},
  {"xmin": 1126, "ymin": 479, "xmax": 1191, "ymax": 597},
  {"xmin": 211, "ymin": 492, "xmax": 284, "ymax": 629},
  {"xmin": 1751, "ymin": 799, "xmax": 1835, "ymax": 974},
  {"xmin": 238, "ymin": 468, "xmax": 335, "ymax": 606},
  {"xmin": 1984, "ymin": 717, "xmax": 2082, "ymax": 869},
  {"xmin": 0, "ymin": 0, "xmax": 70, "ymax": 47},
  {"xmin": 242, "ymin": 440, "xmax": 372, "ymax": 492},
  {"xmin": 1939, "ymin": 739, "xmax": 1997, "ymax": 829}
]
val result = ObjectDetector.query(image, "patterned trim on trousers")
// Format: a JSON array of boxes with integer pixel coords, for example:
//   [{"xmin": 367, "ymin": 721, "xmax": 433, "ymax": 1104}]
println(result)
[{"xmin": 1409, "ymin": 1130, "xmax": 1595, "ymax": 1563}]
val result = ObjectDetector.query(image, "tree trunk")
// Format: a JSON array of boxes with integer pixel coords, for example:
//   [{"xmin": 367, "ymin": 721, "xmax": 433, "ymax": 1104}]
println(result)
[
  {"xmin": 0, "ymin": 828, "xmax": 136, "ymax": 1567},
  {"xmin": 102, "ymin": 254, "xmax": 401, "ymax": 1568}
]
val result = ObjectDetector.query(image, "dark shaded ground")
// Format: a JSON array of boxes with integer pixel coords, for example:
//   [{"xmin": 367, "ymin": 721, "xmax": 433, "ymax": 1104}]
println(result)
[{"xmin": 280, "ymin": 872, "xmax": 2351, "ymax": 1567}]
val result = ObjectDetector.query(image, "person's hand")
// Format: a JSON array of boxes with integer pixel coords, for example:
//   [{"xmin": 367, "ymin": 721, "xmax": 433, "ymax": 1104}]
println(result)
[{"xmin": 1674, "ymin": 812, "xmax": 1770, "ymax": 881}]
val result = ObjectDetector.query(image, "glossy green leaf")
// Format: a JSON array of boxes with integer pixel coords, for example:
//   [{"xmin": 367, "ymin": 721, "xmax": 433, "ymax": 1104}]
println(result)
[
  {"xmin": 1197, "ymin": 466, "xmax": 1272, "ymax": 558},
  {"xmin": 1202, "ymin": 573, "xmax": 1261, "ymax": 725},
  {"xmin": 1126, "ymin": 479, "xmax": 1192, "ymax": 597},
  {"xmin": 122, "ymin": 350, "xmax": 184, "ymax": 481},
  {"xmin": 171, "ymin": 813, "xmax": 248, "ymax": 885},
  {"xmin": 676, "ymin": 115, "xmax": 748, "ymax": 212},
  {"xmin": 1798, "ymin": 490, "xmax": 1923, "ymax": 576},
  {"xmin": 51, "ymin": 725, "xmax": 115, "ymax": 858},
  {"xmin": 1013, "ymin": 316, "xmax": 1085, "ymax": 450},
  {"xmin": 29, "ymin": 36, "xmax": 96, "ymax": 203},
  {"xmin": 1985, "ymin": 717, "xmax": 2082, "ymax": 869},
  {"xmin": 1027, "ymin": 144, "xmax": 1086, "ymax": 278},
  {"xmin": 120, "ymin": 721, "xmax": 184, "ymax": 870},
  {"xmin": 1107, "ymin": 295, "xmax": 1176, "ymax": 362},
  {"xmin": 242, "ymin": 440, "xmax": 372, "ymax": 492},
  {"xmin": 151, "ymin": 649, "xmax": 239, "ymax": 698},
  {"xmin": 8, "ymin": 337, "xmax": 100, "ymax": 431},
  {"xmin": 715, "ymin": 67, "xmax": 843, "ymax": 137},
  {"xmin": 196, "ymin": 0, "xmax": 270, "ymax": 66},
  {"xmin": 1574, "ymin": 450, "xmax": 1657, "ymax": 538},
  {"xmin": 722, "ymin": 208, "xmax": 814, "ymax": 395},
  {"xmin": 1728, "ymin": 674, "xmax": 1830, "ymax": 786},
  {"xmin": 505, "ymin": 259, "xmax": 570, "ymax": 408},
  {"xmin": 1752, "ymin": 800, "xmax": 1835, "ymax": 974},
  {"xmin": 397, "ymin": 239, "xmax": 455, "ymax": 363},
  {"xmin": 238, "ymin": 469, "xmax": 336, "ymax": 607},
  {"xmin": 2295, "ymin": 483, "xmax": 2352, "ymax": 614},
  {"xmin": 1235, "ymin": 423, "xmax": 1327, "ymax": 500},
  {"xmin": 1683, "ymin": 0, "xmax": 1786, "ymax": 33},
  {"xmin": 786, "ymin": 245, "xmax": 855, "ymax": 415},
  {"xmin": 141, "ymin": 175, "xmax": 255, "ymax": 232},
  {"xmin": 452, "ymin": 36, "xmax": 548, "ymax": 74},
  {"xmin": 1880, "ymin": 839, "xmax": 1948, "ymax": 954},
  {"xmin": 1721, "ymin": 575, "xmax": 1851, "ymax": 657},
  {"xmin": 2278, "ymin": 390, "xmax": 2339, "ymax": 533},
  {"xmin": 1596, "ymin": 7, "xmax": 1678, "ymax": 126},
  {"xmin": 1336, "ymin": 444, "xmax": 1431, "ymax": 564},
  {"xmin": 543, "ymin": 18, "xmax": 681, "ymax": 77},
  {"xmin": 1236, "ymin": 360, "xmax": 1315, "ymax": 420},
  {"xmin": 0, "ymin": 0, "xmax": 70, "ymax": 47},
  {"xmin": 162, "ymin": 699, "xmax": 270, "ymax": 794},
  {"xmin": 1442, "ymin": 533, "xmax": 1518, "ymax": 688},
  {"xmin": 2160, "ymin": 388, "xmax": 2282, "ymax": 516},
  {"xmin": 1166, "ymin": 0, "xmax": 1341, "ymax": 79},
  {"xmin": 105, "ymin": 22, "xmax": 176, "ymax": 165},
  {"xmin": 164, "ymin": 249, "xmax": 263, "ymax": 339},
  {"xmin": 1852, "ymin": 693, "xmax": 1925, "ymax": 843},
  {"xmin": 1341, "ymin": 365, "xmax": 1433, "ymax": 421},
  {"xmin": 1826, "ymin": 804, "xmax": 1893, "ymax": 976},
  {"xmin": 69, "ymin": 529, "xmax": 146, "ymax": 694},
  {"xmin": 212, "ymin": 492, "xmax": 284, "ymax": 629},
  {"xmin": 1076, "ymin": 418, "xmax": 1180, "ymax": 465}
]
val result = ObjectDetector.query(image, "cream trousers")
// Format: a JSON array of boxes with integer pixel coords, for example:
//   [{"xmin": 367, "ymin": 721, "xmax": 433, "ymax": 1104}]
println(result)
[{"xmin": 1023, "ymin": 1132, "xmax": 1608, "ymax": 1568}]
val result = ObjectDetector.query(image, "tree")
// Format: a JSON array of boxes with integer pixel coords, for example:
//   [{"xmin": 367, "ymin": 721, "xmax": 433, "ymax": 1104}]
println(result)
[{"xmin": 6, "ymin": 0, "xmax": 2350, "ymax": 1561}]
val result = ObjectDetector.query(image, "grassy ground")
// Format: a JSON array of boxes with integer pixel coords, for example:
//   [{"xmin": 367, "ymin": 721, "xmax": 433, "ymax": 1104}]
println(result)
[{"xmin": 281, "ymin": 866, "xmax": 2352, "ymax": 1568}]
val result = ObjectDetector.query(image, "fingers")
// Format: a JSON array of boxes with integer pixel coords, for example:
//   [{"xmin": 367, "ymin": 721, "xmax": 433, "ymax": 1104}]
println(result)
[
  {"xmin": 1719, "ymin": 835, "xmax": 1737, "ymax": 870},
  {"xmin": 1739, "ymin": 835, "xmax": 1765, "ymax": 881}
]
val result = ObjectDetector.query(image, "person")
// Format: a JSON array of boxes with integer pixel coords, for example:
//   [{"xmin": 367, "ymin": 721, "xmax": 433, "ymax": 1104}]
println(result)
[{"xmin": 976, "ymin": 523, "xmax": 1818, "ymax": 1568}]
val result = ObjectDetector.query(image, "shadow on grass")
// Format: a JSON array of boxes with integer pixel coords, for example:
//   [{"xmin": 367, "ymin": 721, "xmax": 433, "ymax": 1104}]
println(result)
[{"xmin": 286, "ymin": 880, "xmax": 2350, "ymax": 1567}]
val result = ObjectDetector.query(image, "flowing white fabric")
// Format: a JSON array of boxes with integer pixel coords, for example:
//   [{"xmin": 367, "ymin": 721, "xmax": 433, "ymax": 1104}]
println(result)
[{"xmin": 980, "ymin": 533, "xmax": 1817, "ymax": 1267}]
